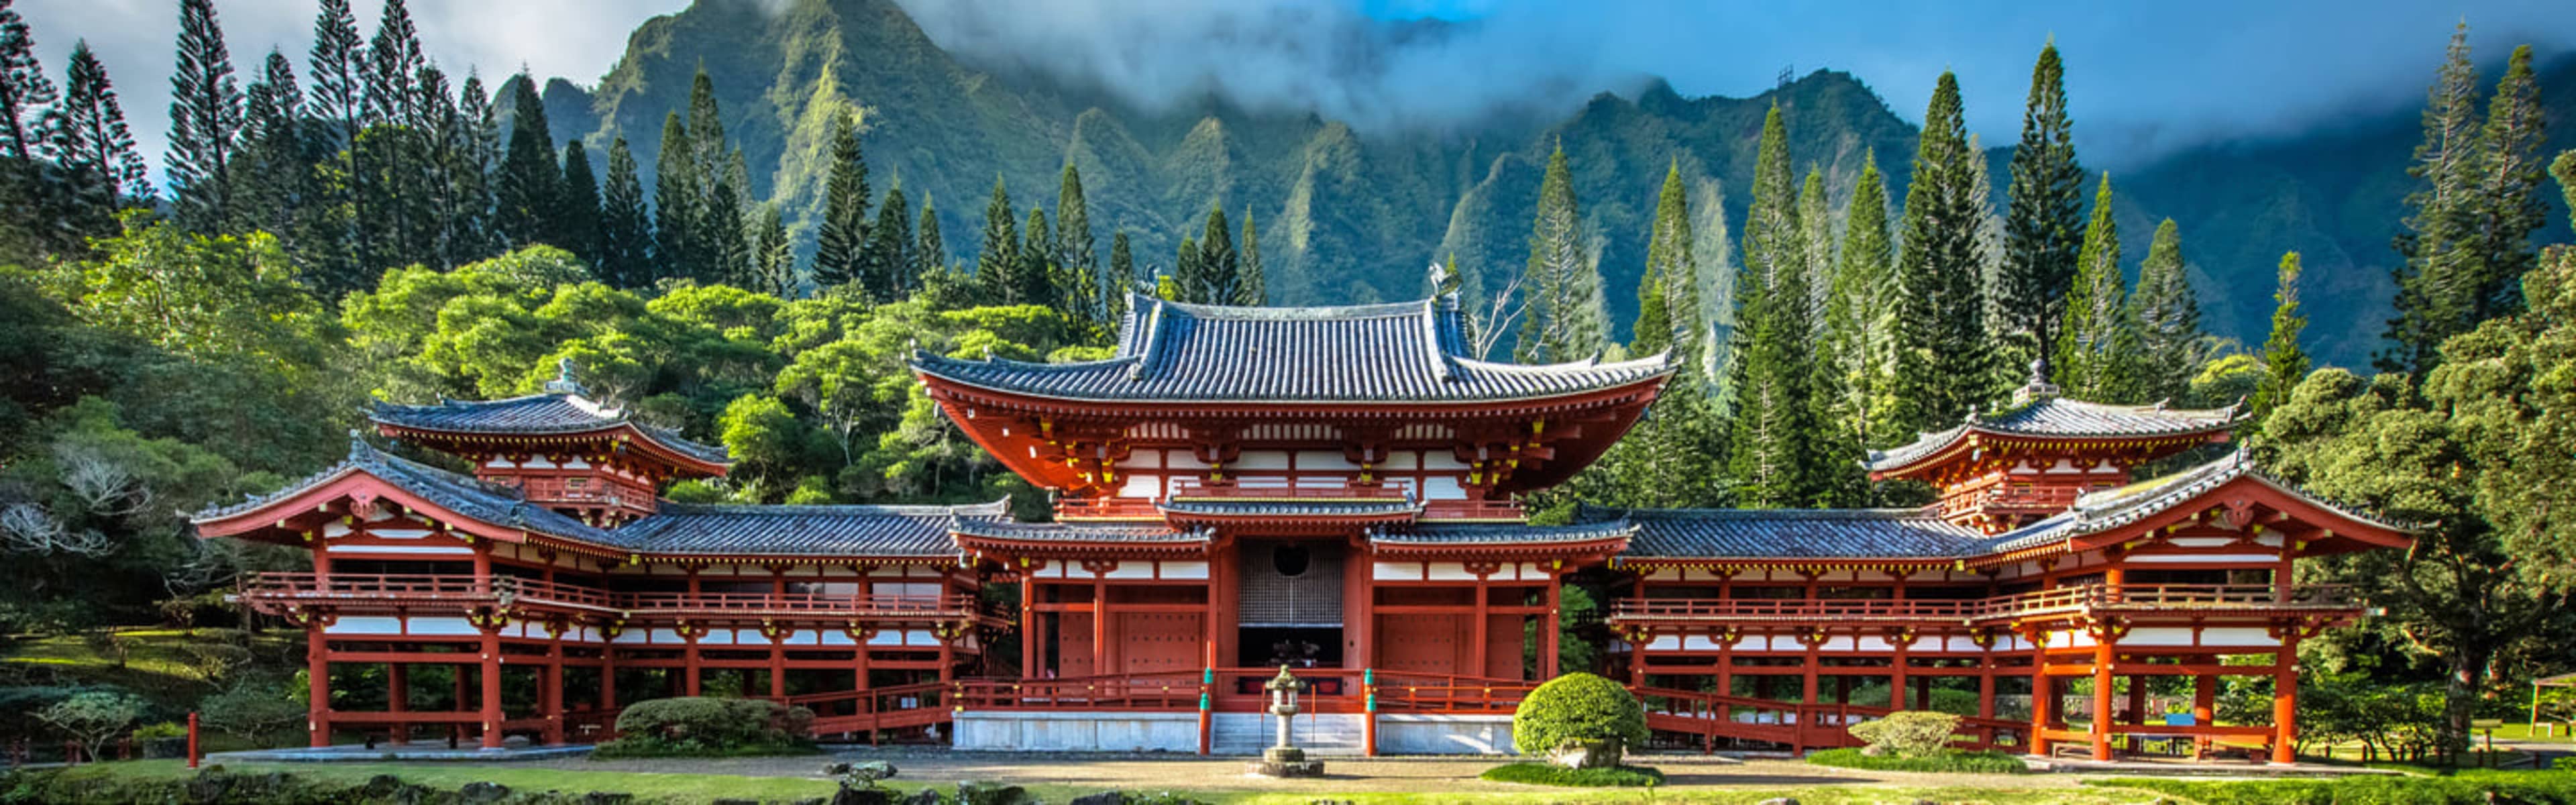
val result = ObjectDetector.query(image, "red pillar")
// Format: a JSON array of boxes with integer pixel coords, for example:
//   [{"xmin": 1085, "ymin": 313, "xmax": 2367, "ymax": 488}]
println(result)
[
  {"xmin": 2029, "ymin": 635, "xmax": 2053, "ymax": 757},
  {"xmin": 305, "ymin": 625, "xmax": 330, "ymax": 748},
  {"xmin": 682, "ymin": 636, "xmax": 702, "ymax": 696},
  {"xmin": 2272, "ymin": 637, "xmax": 2300, "ymax": 764},
  {"xmin": 2090, "ymin": 641, "xmax": 2114, "ymax": 761},
  {"xmin": 1470, "ymin": 578, "xmax": 1491, "ymax": 678},
  {"xmin": 1020, "ymin": 574, "xmax": 1038, "ymax": 678},
  {"xmin": 1091, "ymin": 574, "xmax": 1110, "ymax": 677},
  {"xmin": 1889, "ymin": 636, "xmax": 1910, "ymax": 711},
  {"xmin": 543, "ymin": 641, "xmax": 566, "ymax": 745},
  {"xmin": 2193, "ymin": 670, "xmax": 2217, "ymax": 758},
  {"xmin": 479, "ymin": 627, "xmax": 504, "ymax": 749},
  {"xmin": 1346, "ymin": 546, "xmax": 1374, "ymax": 671},
  {"xmin": 1540, "ymin": 571, "xmax": 1561, "ymax": 680},
  {"xmin": 386, "ymin": 662, "xmax": 408, "ymax": 745}
]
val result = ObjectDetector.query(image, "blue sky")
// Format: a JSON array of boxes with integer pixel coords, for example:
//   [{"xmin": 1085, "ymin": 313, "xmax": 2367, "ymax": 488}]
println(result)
[{"xmin": 19, "ymin": 0, "xmax": 2576, "ymax": 176}]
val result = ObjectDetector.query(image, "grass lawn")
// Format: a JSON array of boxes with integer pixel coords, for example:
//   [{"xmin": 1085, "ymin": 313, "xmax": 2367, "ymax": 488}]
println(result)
[
  {"xmin": 35, "ymin": 759, "xmax": 844, "ymax": 803},
  {"xmin": 1, "ymin": 629, "xmax": 295, "ymax": 707}
]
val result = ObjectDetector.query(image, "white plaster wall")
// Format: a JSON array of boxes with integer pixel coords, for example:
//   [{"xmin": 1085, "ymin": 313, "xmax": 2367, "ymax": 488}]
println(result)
[
  {"xmin": 1378, "ymin": 714, "xmax": 1517, "ymax": 755},
  {"xmin": 952, "ymin": 712, "xmax": 1200, "ymax": 753}
]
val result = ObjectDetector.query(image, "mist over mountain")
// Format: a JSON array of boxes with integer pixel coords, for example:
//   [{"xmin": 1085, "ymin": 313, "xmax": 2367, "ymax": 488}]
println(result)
[{"xmin": 527, "ymin": 0, "xmax": 2575, "ymax": 370}]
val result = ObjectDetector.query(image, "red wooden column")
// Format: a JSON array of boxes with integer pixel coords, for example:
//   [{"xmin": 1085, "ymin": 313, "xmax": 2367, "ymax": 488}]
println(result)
[
  {"xmin": 2192, "ymin": 670, "xmax": 2217, "ymax": 757},
  {"xmin": 1887, "ymin": 575, "xmax": 1909, "ymax": 710},
  {"xmin": 478, "ymin": 624, "xmax": 504, "ymax": 749},
  {"xmin": 2029, "ymin": 634, "xmax": 2053, "ymax": 757},
  {"xmin": 600, "ymin": 646, "xmax": 618, "ymax": 711},
  {"xmin": 2271, "ymin": 635, "xmax": 2300, "ymax": 764},
  {"xmin": 305, "ymin": 623, "xmax": 331, "ymax": 748},
  {"xmin": 386, "ymin": 662, "xmax": 408, "ymax": 745},
  {"xmin": 1346, "ymin": 545, "xmax": 1374, "ymax": 670},
  {"xmin": 2090, "ymin": 639, "xmax": 2115, "ymax": 760},
  {"xmin": 1540, "ymin": 570, "xmax": 1561, "ymax": 680},
  {"xmin": 542, "ymin": 639, "xmax": 566, "ymax": 745},
  {"xmin": 1091, "ymin": 572, "xmax": 1110, "ymax": 677},
  {"xmin": 769, "ymin": 570, "xmax": 790, "ymax": 698},
  {"xmin": 682, "ymin": 633, "xmax": 702, "ymax": 696},
  {"xmin": 1020, "ymin": 574, "xmax": 1038, "ymax": 678},
  {"xmin": 1470, "ymin": 576, "xmax": 1491, "ymax": 678},
  {"xmin": 311, "ymin": 540, "xmax": 333, "ymax": 590}
]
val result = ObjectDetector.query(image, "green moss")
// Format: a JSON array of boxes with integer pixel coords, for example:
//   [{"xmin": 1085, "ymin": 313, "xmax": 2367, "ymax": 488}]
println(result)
[
  {"xmin": 1803, "ymin": 747, "xmax": 2031, "ymax": 774},
  {"xmin": 1477, "ymin": 762, "xmax": 1664, "ymax": 788}
]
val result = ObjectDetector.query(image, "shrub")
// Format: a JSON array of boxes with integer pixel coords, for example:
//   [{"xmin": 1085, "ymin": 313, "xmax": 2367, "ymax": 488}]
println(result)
[
  {"xmin": 1511, "ymin": 672, "xmax": 1648, "ymax": 757},
  {"xmin": 1479, "ymin": 761, "xmax": 1665, "ymax": 787},
  {"xmin": 197, "ymin": 677, "xmax": 307, "ymax": 745},
  {"xmin": 1806, "ymin": 747, "xmax": 2029, "ymax": 774},
  {"xmin": 593, "ymin": 696, "xmax": 815, "ymax": 757},
  {"xmin": 37, "ymin": 691, "xmax": 146, "ymax": 761},
  {"xmin": 1846, "ymin": 710, "xmax": 1962, "ymax": 757},
  {"xmin": 130, "ymin": 721, "xmax": 186, "ymax": 740}
]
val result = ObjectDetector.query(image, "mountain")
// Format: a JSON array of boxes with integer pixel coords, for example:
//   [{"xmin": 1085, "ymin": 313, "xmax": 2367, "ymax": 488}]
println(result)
[{"xmin": 533, "ymin": 0, "xmax": 2575, "ymax": 370}]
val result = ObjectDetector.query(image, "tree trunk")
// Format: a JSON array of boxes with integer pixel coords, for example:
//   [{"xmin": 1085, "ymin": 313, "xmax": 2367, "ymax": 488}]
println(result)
[{"xmin": 2440, "ymin": 644, "xmax": 2491, "ymax": 765}]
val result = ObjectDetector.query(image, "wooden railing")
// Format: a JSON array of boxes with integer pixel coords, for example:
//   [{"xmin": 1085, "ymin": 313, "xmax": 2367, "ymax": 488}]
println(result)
[
  {"xmin": 771, "ymin": 682, "xmax": 956, "ymax": 735},
  {"xmin": 1422, "ymin": 499, "xmax": 1527, "ymax": 521},
  {"xmin": 1943, "ymin": 484, "xmax": 2085, "ymax": 519},
  {"xmin": 1170, "ymin": 485, "xmax": 1410, "ymax": 501},
  {"xmin": 1612, "ymin": 584, "xmax": 2360, "ymax": 625},
  {"xmin": 1056, "ymin": 485, "xmax": 1527, "ymax": 522},
  {"xmin": 237, "ymin": 572, "xmax": 982, "ymax": 619}
]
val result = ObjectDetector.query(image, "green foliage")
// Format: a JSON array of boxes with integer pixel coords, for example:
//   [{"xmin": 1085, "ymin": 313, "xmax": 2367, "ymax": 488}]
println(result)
[
  {"xmin": 2090, "ymin": 771, "xmax": 2576, "ymax": 805},
  {"xmin": 1515, "ymin": 146, "xmax": 1605, "ymax": 364},
  {"xmin": 2129, "ymin": 219, "xmax": 2204, "ymax": 402},
  {"xmin": 595, "ymin": 696, "xmax": 815, "ymax": 757},
  {"xmin": 1477, "ymin": 761, "xmax": 1664, "ymax": 788},
  {"xmin": 1998, "ymin": 42, "xmax": 2086, "ymax": 374},
  {"xmin": 1806, "ymin": 747, "xmax": 2029, "ymax": 774},
  {"xmin": 1845, "ymin": 710, "xmax": 1962, "ymax": 757},
  {"xmin": 1510, "ymin": 672, "xmax": 1647, "ymax": 757},
  {"xmin": 197, "ymin": 676, "xmax": 305, "ymax": 745},
  {"xmin": 38, "ymin": 690, "xmax": 146, "ymax": 759},
  {"xmin": 1729, "ymin": 105, "xmax": 1835, "ymax": 508},
  {"xmin": 2251, "ymin": 252, "xmax": 2310, "ymax": 425},
  {"xmin": 1891, "ymin": 71, "xmax": 1996, "ymax": 435},
  {"xmin": 2055, "ymin": 172, "xmax": 2137, "ymax": 400},
  {"xmin": 1823, "ymin": 154, "xmax": 1899, "ymax": 449}
]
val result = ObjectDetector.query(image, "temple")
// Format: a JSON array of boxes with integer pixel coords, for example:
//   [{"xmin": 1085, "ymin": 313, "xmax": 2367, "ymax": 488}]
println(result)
[{"xmin": 195, "ymin": 288, "xmax": 2412, "ymax": 763}]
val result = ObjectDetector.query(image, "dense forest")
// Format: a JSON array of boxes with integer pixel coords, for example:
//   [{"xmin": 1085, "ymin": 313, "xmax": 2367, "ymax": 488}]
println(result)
[{"xmin": 0, "ymin": 0, "xmax": 2571, "ymax": 763}]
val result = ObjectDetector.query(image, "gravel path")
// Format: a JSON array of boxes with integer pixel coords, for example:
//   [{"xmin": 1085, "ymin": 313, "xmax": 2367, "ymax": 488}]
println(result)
[{"xmin": 535, "ymin": 750, "xmax": 2079, "ymax": 795}]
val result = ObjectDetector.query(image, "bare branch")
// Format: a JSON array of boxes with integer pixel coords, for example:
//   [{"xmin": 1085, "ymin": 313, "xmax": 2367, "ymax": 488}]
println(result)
[
  {"xmin": 53, "ymin": 444, "xmax": 152, "ymax": 515},
  {"xmin": 0, "ymin": 504, "xmax": 114, "ymax": 557}
]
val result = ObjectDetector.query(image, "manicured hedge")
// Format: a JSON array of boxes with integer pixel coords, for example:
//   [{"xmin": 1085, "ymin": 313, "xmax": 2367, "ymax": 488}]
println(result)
[
  {"xmin": 2088, "ymin": 770, "xmax": 2576, "ymax": 805},
  {"xmin": 1479, "ymin": 761, "xmax": 1665, "ymax": 788},
  {"xmin": 1805, "ymin": 747, "xmax": 2031, "ymax": 774},
  {"xmin": 592, "ymin": 696, "xmax": 816, "ymax": 758},
  {"xmin": 1509, "ymin": 672, "xmax": 1648, "ymax": 757}
]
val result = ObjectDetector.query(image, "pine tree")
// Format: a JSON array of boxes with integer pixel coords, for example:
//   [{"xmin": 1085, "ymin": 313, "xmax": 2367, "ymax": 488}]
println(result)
[
  {"xmin": 304, "ymin": 0, "xmax": 365, "ymax": 274},
  {"xmin": 353, "ymin": 0, "xmax": 425, "ymax": 268},
  {"xmin": 861, "ymin": 182, "xmax": 911, "ymax": 300},
  {"xmin": 975, "ymin": 176, "xmax": 1020, "ymax": 301},
  {"xmin": 812, "ymin": 111, "xmax": 869, "ymax": 292},
  {"xmin": 44, "ymin": 40, "xmax": 150, "ymax": 234},
  {"xmin": 2128, "ymin": 219, "xmax": 2201, "ymax": 402},
  {"xmin": 653, "ymin": 111, "xmax": 697, "ymax": 282},
  {"xmin": 751, "ymin": 204, "xmax": 794, "ymax": 298},
  {"xmin": 558, "ymin": 140, "xmax": 602, "ymax": 264},
  {"xmin": 2251, "ymin": 252, "xmax": 2310, "ymax": 425},
  {"xmin": 2381, "ymin": 23, "xmax": 2485, "ymax": 376},
  {"xmin": 1823, "ymin": 154, "xmax": 1896, "ymax": 448},
  {"xmin": 1996, "ymin": 42, "xmax": 2085, "ymax": 376},
  {"xmin": 229, "ymin": 51, "xmax": 304, "ymax": 248},
  {"xmin": 1729, "ymin": 103, "xmax": 1828, "ymax": 508},
  {"xmin": 1174, "ymin": 235, "xmax": 1201, "ymax": 303},
  {"xmin": 1631, "ymin": 162, "xmax": 1704, "ymax": 373},
  {"xmin": 425, "ymin": 68, "xmax": 496, "ymax": 269},
  {"xmin": 703, "ymin": 173, "xmax": 751, "ymax": 287},
  {"xmin": 1892, "ymin": 72, "xmax": 1997, "ymax": 433},
  {"xmin": 1197, "ymin": 206, "xmax": 1238, "ymax": 305},
  {"xmin": 1515, "ymin": 145, "xmax": 1605, "ymax": 363},
  {"xmin": 364, "ymin": 0, "xmax": 421, "ymax": 123},
  {"xmin": 1236, "ymin": 209, "xmax": 1265, "ymax": 306},
  {"xmin": 1056, "ymin": 164, "xmax": 1095, "ymax": 301},
  {"xmin": 2467, "ymin": 45, "xmax": 2548, "ymax": 320},
  {"xmin": 914, "ymin": 197, "xmax": 944, "ymax": 284},
  {"xmin": 597, "ymin": 136, "xmax": 651, "ymax": 288},
  {"xmin": 1109, "ymin": 228, "xmax": 1134, "ymax": 297},
  {"xmin": 1021, "ymin": 206, "xmax": 1055, "ymax": 308},
  {"xmin": 166, "ymin": 0, "xmax": 243, "ymax": 233},
  {"xmin": 494, "ymin": 73, "xmax": 559, "ymax": 248},
  {"xmin": 2056, "ymin": 172, "xmax": 2136, "ymax": 400},
  {"xmin": 0, "ymin": 0, "xmax": 58, "ymax": 166},
  {"xmin": 1797, "ymin": 167, "xmax": 1833, "ymax": 325}
]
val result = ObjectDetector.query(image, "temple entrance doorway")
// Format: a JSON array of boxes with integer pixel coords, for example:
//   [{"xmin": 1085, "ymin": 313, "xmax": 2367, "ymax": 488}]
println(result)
[{"xmin": 1235, "ymin": 539, "xmax": 1344, "ymax": 669}]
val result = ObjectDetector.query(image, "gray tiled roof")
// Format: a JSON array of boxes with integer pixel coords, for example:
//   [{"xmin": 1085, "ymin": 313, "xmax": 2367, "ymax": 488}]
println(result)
[
  {"xmin": 1611, "ymin": 507, "xmax": 1988, "ymax": 559},
  {"xmin": 616, "ymin": 500, "xmax": 1008, "ymax": 557},
  {"xmin": 1976, "ymin": 449, "xmax": 2413, "ymax": 553},
  {"xmin": 1372, "ymin": 521, "xmax": 1635, "ymax": 545},
  {"xmin": 371, "ymin": 394, "xmax": 732, "ymax": 465},
  {"xmin": 948, "ymin": 520, "xmax": 1208, "ymax": 543},
  {"xmin": 191, "ymin": 437, "xmax": 618, "ymax": 543},
  {"xmin": 1866, "ymin": 396, "xmax": 2243, "ymax": 472},
  {"xmin": 912, "ymin": 294, "xmax": 1674, "ymax": 404}
]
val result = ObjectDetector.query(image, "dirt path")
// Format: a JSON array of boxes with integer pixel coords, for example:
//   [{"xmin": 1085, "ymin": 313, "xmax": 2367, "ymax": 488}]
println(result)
[{"xmin": 535, "ymin": 751, "xmax": 2080, "ymax": 795}]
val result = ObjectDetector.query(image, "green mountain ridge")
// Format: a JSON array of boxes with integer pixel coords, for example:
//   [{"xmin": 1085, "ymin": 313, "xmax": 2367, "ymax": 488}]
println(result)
[{"xmin": 527, "ymin": 0, "xmax": 2575, "ymax": 370}]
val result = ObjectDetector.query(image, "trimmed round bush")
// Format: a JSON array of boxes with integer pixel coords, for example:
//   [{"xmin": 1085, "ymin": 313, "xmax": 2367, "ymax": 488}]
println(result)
[
  {"xmin": 596, "ymin": 696, "xmax": 814, "ymax": 757},
  {"xmin": 1511, "ymin": 673, "xmax": 1648, "ymax": 757},
  {"xmin": 1846, "ymin": 710, "xmax": 1961, "ymax": 757}
]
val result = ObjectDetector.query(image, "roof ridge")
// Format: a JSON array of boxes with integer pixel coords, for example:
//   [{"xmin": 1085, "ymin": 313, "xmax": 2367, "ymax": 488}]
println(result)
[{"xmin": 1158, "ymin": 297, "xmax": 1432, "ymax": 321}]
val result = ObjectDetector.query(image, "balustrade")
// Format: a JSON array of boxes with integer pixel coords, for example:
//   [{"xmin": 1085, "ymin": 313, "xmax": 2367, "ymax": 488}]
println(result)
[
  {"xmin": 237, "ymin": 572, "xmax": 979, "ymax": 619},
  {"xmin": 1612, "ymin": 583, "xmax": 2360, "ymax": 624}
]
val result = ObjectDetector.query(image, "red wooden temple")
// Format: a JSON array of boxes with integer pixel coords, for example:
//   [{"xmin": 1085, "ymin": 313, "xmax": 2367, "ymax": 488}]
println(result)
[{"xmin": 195, "ymin": 292, "xmax": 2411, "ymax": 762}]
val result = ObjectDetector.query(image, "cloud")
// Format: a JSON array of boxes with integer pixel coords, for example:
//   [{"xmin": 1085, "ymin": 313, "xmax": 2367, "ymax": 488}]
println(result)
[{"xmin": 17, "ymin": 0, "xmax": 686, "ymax": 181}]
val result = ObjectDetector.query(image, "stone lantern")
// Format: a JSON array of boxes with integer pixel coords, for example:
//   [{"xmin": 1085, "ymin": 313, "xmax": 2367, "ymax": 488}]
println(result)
[{"xmin": 1250, "ymin": 665, "xmax": 1324, "ymax": 777}]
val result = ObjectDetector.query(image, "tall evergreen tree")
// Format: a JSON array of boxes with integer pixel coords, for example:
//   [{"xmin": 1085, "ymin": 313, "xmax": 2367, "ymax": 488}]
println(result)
[
  {"xmin": 2467, "ymin": 45, "xmax": 2548, "ymax": 320},
  {"xmin": 1892, "ymin": 72, "xmax": 1996, "ymax": 433},
  {"xmin": 2251, "ymin": 252, "xmax": 2308, "ymax": 424},
  {"xmin": 2381, "ymin": 23, "xmax": 2486, "ymax": 376},
  {"xmin": 751, "ymin": 204, "xmax": 794, "ymax": 297},
  {"xmin": 1728, "ymin": 105, "xmax": 1828, "ymax": 508},
  {"xmin": 861, "ymin": 182, "xmax": 912, "ymax": 300},
  {"xmin": 1197, "ymin": 206, "xmax": 1238, "ymax": 305},
  {"xmin": 1631, "ymin": 162, "xmax": 1705, "ymax": 373},
  {"xmin": 2129, "ymin": 219, "xmax": 2202, "ymax": 402},
  {"xmin": 363, "ymin": 0, "xmax": 421, "ymax": 122},
  {"xmin": 352, "ymin": 0, "xmax": 425, "ymax": 268},
  {"xmin": 2056, "ymin": 172, "xmax": 2136, "ymax": 400},
  {"xmin": 1822, "ymin": 154, "xmax": 1897, "ymax": 449},
  {"xmin": 0, "ymin": 0, "xmax": 57, "ymax": 166},
  {"xmin": 165, "ymin": 0, "xmax": 243, "ymax": 233},
  {"xmin": 304, "ymin": 0, "xmax": 366, "ymax": 276},
  {"xmin": 1057, "ymin": 165, "xmax": 1095, "ymax": 298},
  {"xmin": 812, "ymin": 111, "xmax": 869, "ymax": 292},
  {"xmin": 1021, "ymin": 207, "xmax": 1056, "ymax": 308},
  {"xmin": 493, "ymin": 74, "xmax": 559, "ymax": 248},
  {"xmin": 1996, "ymin": 42, "xmax": 2086, "ymax": 376},
  {"xmin": 424, "ymin": 68, "xmax": 495, "ymax": 269},
  {"xmin": 44, "ymin": 41, "xmax": 150, "ymax": 231},
  {"xmin": 1109, "ymin": 228, "xmax": 1134, "ymax": 297},
  {"xmin": 1515, "ymin": 145, "xmax": 1605, "ymax": 363},
  {"xmin": 1174, "ymin": 235, "xmax": 1201, "ymax": 303},
  {"xmin": 1236, "ymin": 209, "xmax": 1265, "ymax": 306},
  {"xmin": 230, "ymin": 51, "xmax": 305, "ymax": 248},
  {"xmin": 653, "ymin": 111, "xmax": 697, "ymax": 282},
  {"xmin": 1796, "ymin": 167, "xmax": 1833, "ymax": 323},
  {"xmin": 975, "ymin": 176, "xmax": 1020, "ymax": 302},
  {"xmin": 914, "ymin": 197, "xmax": 944, "ymax": 284},
  {"xmin": 557, "ymin": 139, "xmax": 602, "ymax": 264},
  {"xmin": 703, "ymin": 170, "xmax": 751, "ymax": 287},
  {"xmin": 597, "ymin": 136, "xmax": 651, "ymax": 288}
]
